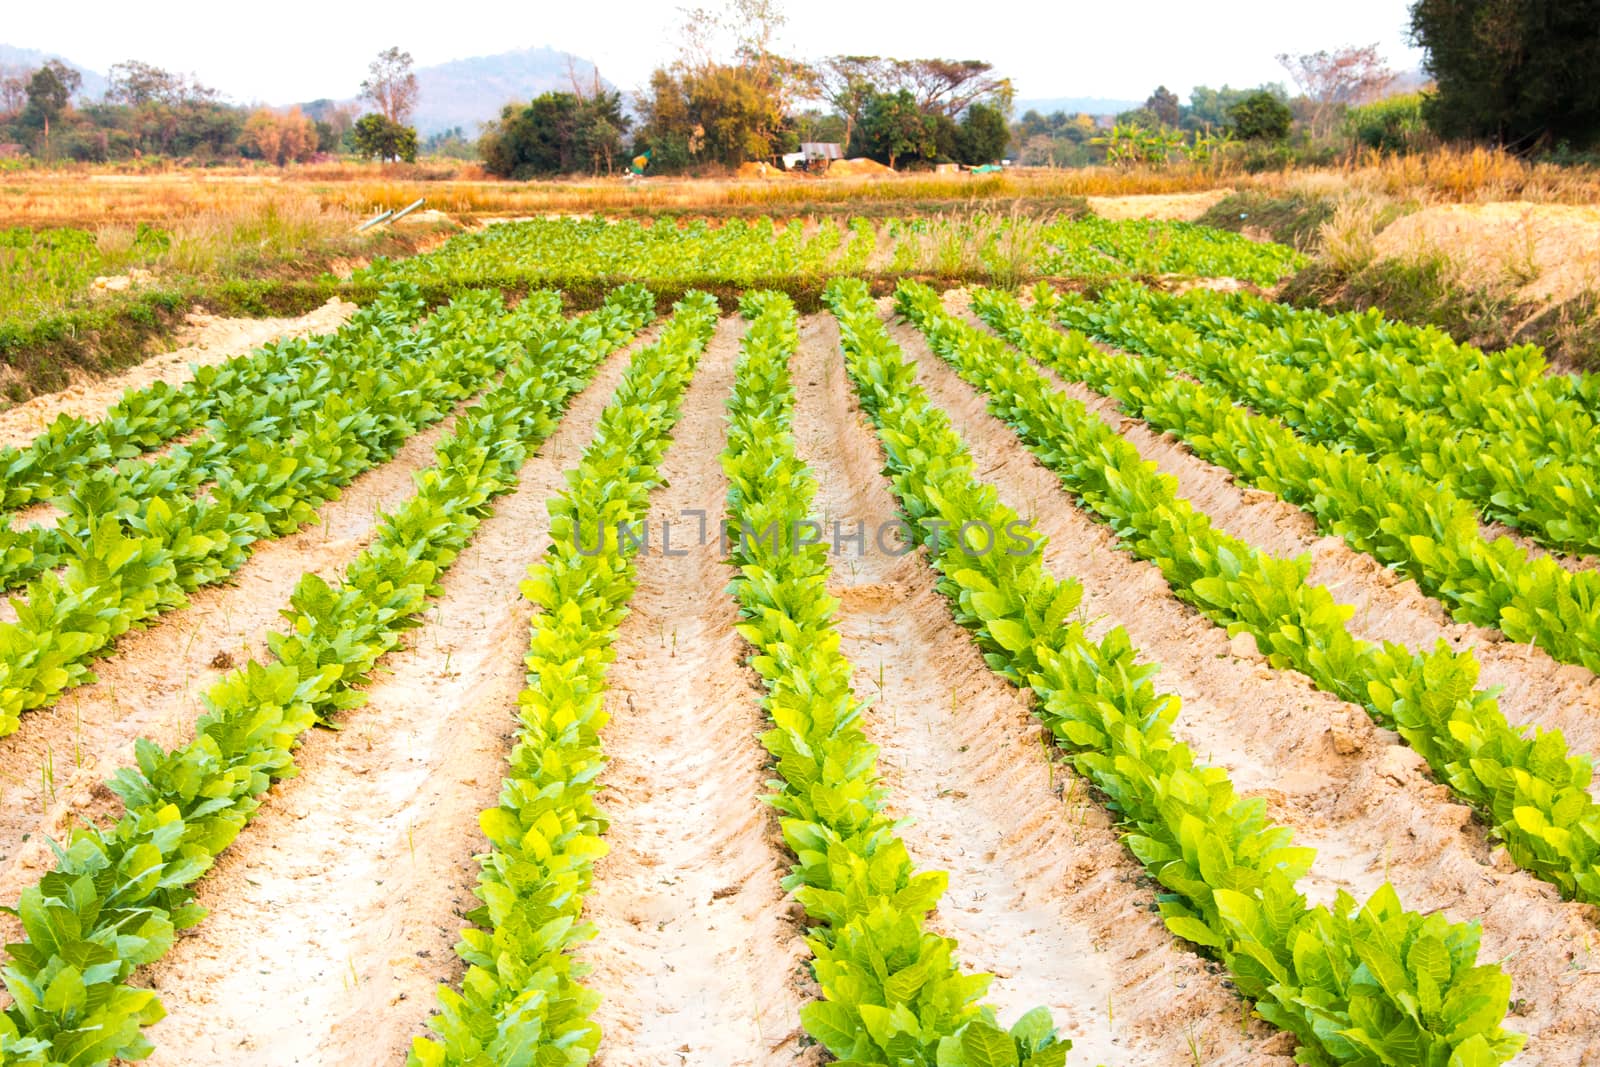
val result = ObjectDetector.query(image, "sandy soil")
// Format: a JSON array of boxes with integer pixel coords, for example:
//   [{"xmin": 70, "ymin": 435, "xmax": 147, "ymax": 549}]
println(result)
[
  {"xmin": 579, "ymin": 319, "xmax": 818, "ymax": 1067},
  {"xmin": 1080, "ymin": 358, "xmax": 1600, "ymax": 768},
  {"xmin": 1374, "ymin": 201, "xmax": 1600, "ymax": 308},
  {"xmin": 1086, "ymin": 190, "xmax": 1233, "ymax": 222},
  {"xmin": 957, "ymin": 290, "xmax": 1600, "ymax": 773},
  {"xmin": 0, "ymin": 299, "xmax": 356, "ymax": 448},
  {"xmin": 792, "ymin": 313, "xmax": 1291, "ymax": 1064},
  {"xmin": 0, "ymin": 390, "xmax": 477, "ymax": 923},
  {"xmin": 889, "ymin": 308, "xmax": 1600, "ymax": 1064},
  {"xmin": 141, "ymin": 326, "xmax": 662, "ymax": 1066}
]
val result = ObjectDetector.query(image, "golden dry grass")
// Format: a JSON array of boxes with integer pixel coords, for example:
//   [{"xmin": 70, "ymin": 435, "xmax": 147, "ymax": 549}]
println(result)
[
  {"xmin": 0, "ymin": 164, "xmax": 1235, "ymax": 229},
  {"xmin": 5, "ymin": 147, "xmax": 1596, "ymax": 232}
]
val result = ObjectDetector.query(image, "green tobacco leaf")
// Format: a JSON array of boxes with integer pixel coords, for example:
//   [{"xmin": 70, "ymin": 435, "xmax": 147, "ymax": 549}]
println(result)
[
  {"xmin": 959, "ymin": 1020, "xmax": 1021, "ymax": 1067},
  {"xmin": 986, "ymin": 618, "xmax": 1033, "ymax": 653},
  {"xmin": 1165, "ymin": 914, "xmax": 1226, "ymax": 949}
]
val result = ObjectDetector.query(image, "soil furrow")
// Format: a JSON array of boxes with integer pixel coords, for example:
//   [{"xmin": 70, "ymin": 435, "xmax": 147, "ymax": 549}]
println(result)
[
  {"xmin": 140, "ymin": 325, "xmax": 662, "ymax": 1066},
  {"xmin": 0, "ymin": 301, "xmax": 356, "ymax": 449},
  {"xmin": 0, "ymin": 384, "xmax": 486, "ymax": 915},
  {"xmin": 792, "ymin": 312, "xmax": 1289, "ymax": 1065},
  {"xmin": 580, "ymin": 318, "xmax": 818, "ymax": 1067},
  {"xmin": 961, "ymin": 292, "xmax": 1600, "ymax": 777},
  {"xmin": 889, "ymin": 307, "xmax": 1600, "ymax": 1065},
  {"xmin": 1056, "ymin": 297, "xmax": 1600, "ymax": 758}
]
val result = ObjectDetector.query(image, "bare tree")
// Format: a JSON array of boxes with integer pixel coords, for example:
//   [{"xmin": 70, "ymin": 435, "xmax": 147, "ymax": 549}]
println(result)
[
  {"xmin": 1277, "ymin": 44, "xmax": 1395, "ymax": 138},
  {"xmin": 0, "ymin": 66, "xmax": 29, "ymax": 117},
  {"xmin": 674, "ymin": 5, "xmax": 723, "ymax": 73},
  {"xmin": 360, "ymin": 47, "xmax": 419, "ymax": 124}
]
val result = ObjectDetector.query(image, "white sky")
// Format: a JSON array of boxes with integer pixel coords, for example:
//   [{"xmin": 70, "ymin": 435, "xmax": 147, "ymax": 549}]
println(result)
[{"xmin": 7, "ymin": 0, "xmax": 1425, "ymax": 105}]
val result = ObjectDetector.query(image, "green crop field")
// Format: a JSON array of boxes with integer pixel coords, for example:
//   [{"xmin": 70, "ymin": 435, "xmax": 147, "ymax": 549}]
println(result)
[{"xmin": 0, "ymin": 213, "xmax": 1594, "ymax": 1067}]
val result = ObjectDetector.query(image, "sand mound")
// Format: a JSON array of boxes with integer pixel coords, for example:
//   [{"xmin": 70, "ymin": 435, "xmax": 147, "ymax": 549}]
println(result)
[
  {"xmin": 1086, "ymin": 189, "xmax": 1234, "ymax": 221},
  {"xmin": 735, "ymin": 160, "xmax": 783, "ymax": 179},
  {"xmin": 828, "ymin": 157, "xmax": 894, "ymax": 178},
  {"xmin": 1373, "ymin": 201, "xmax": 1600, "ymax": 305}
]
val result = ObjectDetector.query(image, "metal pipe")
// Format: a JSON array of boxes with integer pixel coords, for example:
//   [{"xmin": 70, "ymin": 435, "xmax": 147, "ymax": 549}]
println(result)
[
  {"xmin": 356, "ymin": 209, "xmax": 394, "ymax": 233},
  {"xmin": 389, "ymin": 197, "xmax": 426, "ymax": 223}
]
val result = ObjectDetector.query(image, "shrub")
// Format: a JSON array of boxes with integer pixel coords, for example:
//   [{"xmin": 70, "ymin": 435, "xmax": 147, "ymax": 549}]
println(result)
[{"xmin": 1229, "ymin": 91, "xmax": 1293, "ymax": 142}]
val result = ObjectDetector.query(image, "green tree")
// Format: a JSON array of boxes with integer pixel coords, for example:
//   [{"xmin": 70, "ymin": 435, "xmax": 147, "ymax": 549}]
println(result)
[
  {"xmin": 1114, "ymin": 106, "xmax": 1161, "ymax": 130},
  {"xmin": 22, "ymin": 60, "xmax": 81, "ymax": 138},
  {"xmin": 1183, "ymin": 85, "xmax": 1272, "ymax": 131},
  {"xmin": 1229, "ymin": 90, "xmax": 1293, "ymax": 142},
  {"xmin": 480, "ymin": 91, "xmax": 628, "ymax": 176},
  {"xmin": 820, "ymin": 54, "xmax": 1012, "ymax": 155},
  {"xmin": 1410, "ymin": 0, "xmax": 1600, "ymax": 149},
  {"xmin": 859, "ymin": 88, "xmax": 934, "ymax": 168},
  {"xmin": 957, "ymin": 101, "xmax": 1009, "ymax": 163},
  {"xmin": 1145, "ymin": 85, "xmax": 1181, "ymax": 127},
  {"xmin": 106, "ymin": 60, "xmax": 185, "ymax": 107},
  {"xmin": 633, "ymin": 0, "xmax": 809, "ymax": 170},
  {"xmin": 350, "ymin": 113, "xmax": 417, "ymax": 162},
  {"xmin": 422, "ymin": 126, "xmax": 476, "ymax": 160}
]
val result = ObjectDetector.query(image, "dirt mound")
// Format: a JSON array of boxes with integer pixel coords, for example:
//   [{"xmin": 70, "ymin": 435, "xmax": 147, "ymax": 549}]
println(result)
[
  {"xmin": 827, "ymin": 157, "xmax": 895, "ymax": 178},
  {"xmin": 1087, "ymin": 190, "xmax": 1234, "ymax": 221},
  {"xmin": 1373, "ymin": 201, "xmax": 1600, "ymax": 305},
  {"xmin": 394, "ymin": 207, "xmax": 453, "ymax": 226},
  {"xmin": 736, "ymin": 160, "xmax": 784, "ymax": 179}
]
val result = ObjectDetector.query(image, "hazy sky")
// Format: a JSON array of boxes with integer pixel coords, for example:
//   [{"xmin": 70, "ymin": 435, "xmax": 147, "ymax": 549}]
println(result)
[{"xmin": 8, "ymin": 0, "xmax": 1425, "ymax": 105}]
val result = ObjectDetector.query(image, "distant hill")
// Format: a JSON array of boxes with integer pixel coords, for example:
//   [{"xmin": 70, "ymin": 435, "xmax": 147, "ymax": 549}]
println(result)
[
  {"xmin": 339, "ymin": 47, "xmax": 610, "ymax": 136},
  {"xmin": 1015, "ymin": 96, "xmax": 1143, "ymax": 118},
  {"xmin": 0, "ymin": 44, "xmax": 107, "ymax": 102}
]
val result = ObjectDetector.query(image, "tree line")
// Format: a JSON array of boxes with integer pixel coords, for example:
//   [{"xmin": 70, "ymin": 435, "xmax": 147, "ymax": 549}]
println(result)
[
  {"xmin": 2, "ymin": 0, "xmax": 1596, "ymax": 171},
  {"xmin": 0, "ymin": 48, "xmax": 423, "ymax": 163},
  {"xmin": 473, "ymin": 0, "xmax": 1600, "ymax": 178}
]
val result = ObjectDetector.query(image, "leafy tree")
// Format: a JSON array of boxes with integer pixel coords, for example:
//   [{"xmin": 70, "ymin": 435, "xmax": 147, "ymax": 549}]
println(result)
[
  {"xmin": 1183, "ymin": 85, "xmax": 1265, "ymax": 130},
  {"xmin": 350, "ymin": 113, "xmax": 417, "ymax": 162},
  {"xmin": 423, "ymin": 127, "xmax": 476, "ymax": 160},
  {"xmin": 1410, "ymin": 0, "xmax": 1600, "ymax": 149},
  {"xmin": 360, "ymin": 47, "xmax": 419, "ymax": 125},
  {"xmin": 105, "ymin": 61, "xmax": 209, "ymax": 107},
  {"xmin": 1145, "ymin": 85, "xmax": 1181, "ymax": 127},
  {"xmin": 691, "ymin": 64, "xmax": 791, "ymax": 163},
  {"xmin": 859, "ymin": 88, "xmax": 934, "ymax": 168},
  {"xmin": 480, "ymin": 90, "xmax": 628, "ymax": 176},
  {"xmin": 303, "ymin": 98, "xmax": 359, "ymax": 150},
  {"xmin": 793, "ymin": 108, "xmax": 846, "ymax": 144},
  {"xmin": 1010, "ymin": 108, "xmax": 1096, "ymax": 166},
  {"xmin": 2, "ymin": 57, "xmax": 247, "ymax": 160},
  {"xmin": 1114, "ymin": 106, "xmax": 1161, "ymax": 130},
  {"xmin": 957, "ymin": 101, "xmax": 1009, "ymax": 163},
  {"xmin": 634, "ymin": 0, "xmax": 808, "ymax": 170},
  {"xmin": 22, "ymin": 60, "xmax": 81, "ymax": 137},
  {"xmin": 819, "ymin": 54, "xmax": 1012, "ymax": 154},
  {"xmin": 1230, "ymin": 91, "xmax": 1293, "ymax": 141}
]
